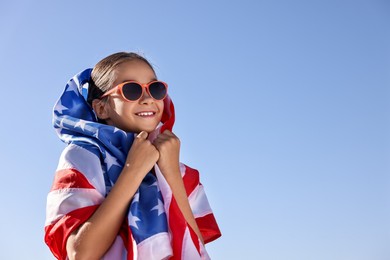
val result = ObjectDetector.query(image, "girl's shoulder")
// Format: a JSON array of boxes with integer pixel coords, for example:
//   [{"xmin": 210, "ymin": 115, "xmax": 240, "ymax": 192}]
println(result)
[{"xmin": 56, "ymin": 141, "xmax": 107, "ymax": 195}]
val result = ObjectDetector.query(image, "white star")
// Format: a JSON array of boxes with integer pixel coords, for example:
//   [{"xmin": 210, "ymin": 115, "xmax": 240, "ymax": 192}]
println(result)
[
  {"xmin": 113, "ymin": 127, "xmax": 122, "ymax": 133},
  {"xmin": 104, "ymin": 152, "xmax": 120, "ymax": 171},
  {"xmin": 74, "ymin": 120, "xmax": 87, "ymax": 131},
  {"xmin": 132, "ymin": 192, "xmax": 140, "ymax": 203},
  {"xmin": 65, "ymin": 86, "xmax": 79, "ymax": 96},
  {"xmin": 128, "ymin": 211, "xmax": 141, "ymax": 229},
  {"xmin": 55, "ymin": 99, "xmax": 68, "ymax": 114},
  {"xmin": 72, "ymin": 75, "xmax": 81, "ymax": 89},
  {"xmin": 148, "ymin": 181, "xmax": 158, "ymax": 188},
  {"xmin": 93, "ymin": 129, "xmax": 99, "ymax": 138},
  {"xmin": 113, "ymin": 127, "xmax": 127, "ymax": 137},
  {"xmin": 62, "ymin": 134, "xmax": 72, "ymax": 143},
  {"xmin": 151, "ymin": 198, "xmax": 165, "ymax": 216},
  {"xmin": 128, "ymin": 192, "xmax": 141, "ymax": 229}
]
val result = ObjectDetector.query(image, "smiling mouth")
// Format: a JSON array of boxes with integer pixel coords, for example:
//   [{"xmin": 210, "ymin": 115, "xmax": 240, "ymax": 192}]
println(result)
[{"xmin": 135, "ymin": 111, "xmax": 156, "ymax": 117}]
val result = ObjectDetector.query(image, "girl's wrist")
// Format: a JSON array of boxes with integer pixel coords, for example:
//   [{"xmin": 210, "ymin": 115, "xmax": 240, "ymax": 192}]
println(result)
[
  {"xmin": 118, "ymin": 164, "xmax": 147, "ymax": 188},
  {"xmin": 159, "ymin": 167, "xmax": 181, "ymax": 184},
  {"xmin": 158, "ymin": 162, "xmax": 180, "ymax": 175}
]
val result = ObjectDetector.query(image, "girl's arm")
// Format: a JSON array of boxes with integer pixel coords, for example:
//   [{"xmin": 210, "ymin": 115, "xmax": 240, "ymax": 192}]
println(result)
[
  {"xmin": 153, "ymin": 130, "xmax": 204, "ymax": 244},
  {"xmin": 163, "ymin": 168, "xmax": 205, "ymax": 244},
  {"xmin": 66, "ymin": 132, "xmax": 159, "ymax": 260}
]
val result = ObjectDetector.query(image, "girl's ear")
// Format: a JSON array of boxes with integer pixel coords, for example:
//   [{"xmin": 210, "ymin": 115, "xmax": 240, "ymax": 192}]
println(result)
[{"xmin": 92, "ymin": 99, "xmax": 110, "ymax": 120}]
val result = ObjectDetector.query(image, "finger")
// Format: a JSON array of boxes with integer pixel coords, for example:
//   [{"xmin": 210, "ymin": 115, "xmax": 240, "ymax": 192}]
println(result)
[
  {"xmin": 137, "ymin": 131, "xmax": 148, "ymax": 140},
  {"xmin": 155, "ymin": 133, "xmax": 171, "ymax": 141},
  {"xmin": 152, "ymin": 139, "xmax": 166, "ymax": 150},
  {"xmin": 162, "ymin": 130, "xmax": 176, "ymax": 137},
  {"xmin": 152, "ymin": 138, "xmax": 163, "ymax": 146},
  {"xmin": 163, "ymin": 130, "xmax": 179, "ymax": 141},
  {"xmin": 157, "ymin": 130, "xmax": 178, "ymax": 140}
]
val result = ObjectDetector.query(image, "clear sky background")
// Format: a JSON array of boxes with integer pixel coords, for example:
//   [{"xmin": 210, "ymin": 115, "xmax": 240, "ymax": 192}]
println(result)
[{"xmin": 0, "ymin": 0, "xmax": 389, "ymax": 259}]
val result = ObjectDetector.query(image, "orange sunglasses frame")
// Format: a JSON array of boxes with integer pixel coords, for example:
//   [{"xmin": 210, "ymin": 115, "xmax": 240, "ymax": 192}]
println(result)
[{"xmin": 101, "ymin": 80, "xmax": 168, "ymax": 101}]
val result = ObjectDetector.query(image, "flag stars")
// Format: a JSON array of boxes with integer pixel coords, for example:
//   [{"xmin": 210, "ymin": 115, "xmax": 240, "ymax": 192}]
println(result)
[
  {"xmin": 55, "ymin": 99, "xmax": 68, "ymax": 114},
  {"xmin": 128, "ymin": 214, "xmax": 141, "ymax": 229},
  {"xmin": 104, "ymin": 152, "xmax": 121, "ymax": 171},
  {"xmin": 62, "ymin": 134, "xmax": 72, "ymax": 143},
  {"xmin": 113, "ymin": 127, "xmax": 124, "ymax": 134},
  {"xmin": 74, "ymin": 120, "xmax": 87, "ymax": 131},
  {"xmin": 132, "ymin": 192, "xmax": 140, "ymax": 203},
  {"xmin": 113, "ymin": 127, "xmax": 127, "ymax": 138},
  {"xmin": 151, "ymin": 198, "xmax": 165, "ymax": 216},
  {"xmin": 93, "ymin": 129, "xmax": 99, "ymax": 138},
  {"xmin": 65, "ymin": 85, "xmax": 80, "ymax": 96},
  {"xmin": 129, "ymin": 192, "xmax": 141, "ymax": 229},
  {"xmin": 148, "ymin": 181, "xmax": 158, "ymax": 188}
]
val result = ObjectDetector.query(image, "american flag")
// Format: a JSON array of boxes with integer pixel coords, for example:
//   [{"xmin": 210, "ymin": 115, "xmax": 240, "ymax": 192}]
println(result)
[{"xmin": 45, "ymin": 69, "xmax": 221, "ymax": 259}]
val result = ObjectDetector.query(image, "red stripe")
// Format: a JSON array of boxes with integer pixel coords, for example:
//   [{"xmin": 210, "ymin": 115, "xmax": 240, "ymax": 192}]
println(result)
[
  {"xmin": 50, "ymin": 168, "xmax": 95, "ymax": 191},
  {"xmin": 161, "ymin": 96, "xmax": 175, "ymax": 132},
  {"xmin": 182, "ymin": 165, "xmax": 200, "ymax": 196},
  {"xmin": 168, "ymin": 197, "xmax": 188, "ymax": 259},
  {"xmin": 44, "ymin": 205, "xmax": 133, "ymax": 260},
  {"xmin": 169, "ymin": 164, "xmax": 221, "ymax": 257},
  {"xmin": 44, "ymin": 205, "xmax": 99, "ymax": 260},
  {"xmin": 195, "ymin": 213, "xmax": 222, "ymax": 244},
  {"xmin": 120, "ymin": 218, "xmax": 135, "ymax": 260},
  {"xmin": 168, "ymin": 165, "xmax": 204, "ymax": 259},
  {"xmin": 188, "ymin": 224, "xmax": 201, "ymax": 254}
]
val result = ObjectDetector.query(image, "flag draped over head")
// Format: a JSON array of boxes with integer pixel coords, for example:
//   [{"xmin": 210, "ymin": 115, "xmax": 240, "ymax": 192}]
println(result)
[{"xmin": 45, "ymin": 69, "xmax": 221, "ymax": 260}]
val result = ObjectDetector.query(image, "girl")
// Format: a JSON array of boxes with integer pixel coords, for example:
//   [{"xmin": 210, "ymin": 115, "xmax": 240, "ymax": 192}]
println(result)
[{"xmin": 45, "ymin": 52, "xmax": 221, "ymax": 260}]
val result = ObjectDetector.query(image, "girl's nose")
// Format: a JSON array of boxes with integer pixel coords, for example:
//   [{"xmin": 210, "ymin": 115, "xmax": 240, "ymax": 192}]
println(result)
[{"xmin": 139, "ymin": 89, "xmax": 153, "ymax": 104}]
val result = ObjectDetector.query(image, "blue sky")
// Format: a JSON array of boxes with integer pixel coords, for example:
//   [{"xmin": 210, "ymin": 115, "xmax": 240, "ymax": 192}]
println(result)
[{"xmin": 0, "ymin": 0, "xmax": 389, "ymax": 259}]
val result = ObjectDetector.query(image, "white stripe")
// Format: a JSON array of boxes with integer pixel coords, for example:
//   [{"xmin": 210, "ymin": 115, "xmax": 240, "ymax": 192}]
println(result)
[
  {"xmin": 154, "ymin": 164, "xmax": 172, "ymax": 220},
  {"xmin": 56, "ymin": 143, "xmax": 106, "ymax": 196},
  {"xmin": 45, "ymin": 188, "xmax": 104, "ymax": 226},
  {"xmin": 200, "ymin": 242, "xmax": 211, "ymax": 260},
  {"xmin": 132, "ymin": 236, "xmax": 138, "ymax": 260},
  {"xmin": 137, "ymin": 232, "xmax": 172, "ymax": 260},
  {"xmin": 72, "ymin": 75, "xmax": 80, "ymax": 91},
  {"xmin": 179, "ymin": 163, "xmax": 186, "ymax": 177},
  {"xmin": 101, "ymin": 236, "xmax": 127, "ymax": 260},
  {"xmin": 188, "ymin": 184, "xmax": 213, "ymax": 218},
  {"xmin": 180, "ymin": 163, "xmax": 213, "ymax": 218},
  {"xmin": 181, "ymin": 227, "xmax": 201, "ymax": 260}
]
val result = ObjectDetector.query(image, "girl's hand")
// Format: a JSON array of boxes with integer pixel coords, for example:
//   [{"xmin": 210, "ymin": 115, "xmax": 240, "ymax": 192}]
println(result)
[
  {"xmin": 125, "ymin": 131, "xmax": 159, "ymax": 177},
  {"xmin": 153, "ymin": 130, "xmax": 181, "ymax": 176}
]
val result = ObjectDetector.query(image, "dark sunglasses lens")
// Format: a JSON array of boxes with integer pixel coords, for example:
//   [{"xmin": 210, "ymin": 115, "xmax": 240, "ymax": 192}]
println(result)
[
  {"xmin": 122, "ymin": 83, "xmax": 142, "ymax": 101},
  {"xmin": 149, "ymin": 82, "xmax": 167, "ymax": 100}
]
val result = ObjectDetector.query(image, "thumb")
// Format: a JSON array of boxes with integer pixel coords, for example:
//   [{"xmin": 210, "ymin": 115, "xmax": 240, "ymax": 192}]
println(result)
[{"xmin": 136, "ymin": 131, "xmax": 148, "ymax": 140}]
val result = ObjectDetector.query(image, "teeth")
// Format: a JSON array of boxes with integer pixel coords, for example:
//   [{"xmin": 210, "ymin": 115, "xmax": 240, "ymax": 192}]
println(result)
[{"xmin": 137, "ymin": 112, "xmax": 154, "ymax": 116}]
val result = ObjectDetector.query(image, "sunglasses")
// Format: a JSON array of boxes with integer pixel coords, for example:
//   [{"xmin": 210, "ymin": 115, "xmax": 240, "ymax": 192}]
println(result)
[{"xmin": 101, "ymin": 80, "xmax": 168, "ymax": 101}]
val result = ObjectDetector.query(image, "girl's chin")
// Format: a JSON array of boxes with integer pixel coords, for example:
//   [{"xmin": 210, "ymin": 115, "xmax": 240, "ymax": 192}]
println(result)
[
  {"xmin": 128, "ymin": 124, "xmax": 160, "ymax": 134},
  {"xmin": 143, "ymin": 126, "xmax": 160, "ymax": 134}
]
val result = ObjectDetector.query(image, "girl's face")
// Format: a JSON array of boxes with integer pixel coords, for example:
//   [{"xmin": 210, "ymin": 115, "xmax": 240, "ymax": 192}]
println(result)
[{"xmin": 103, "ymin": 60, "xmax": 164, "ymax": 133}]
